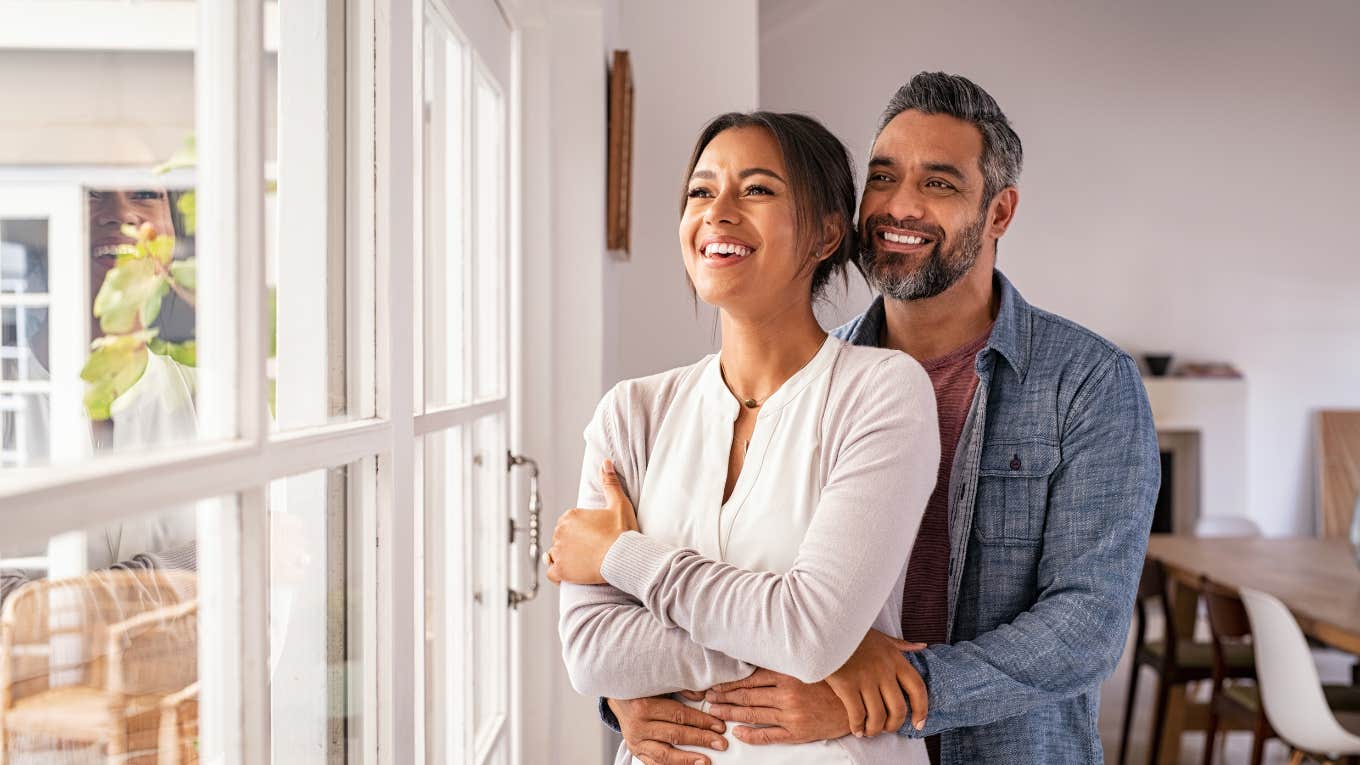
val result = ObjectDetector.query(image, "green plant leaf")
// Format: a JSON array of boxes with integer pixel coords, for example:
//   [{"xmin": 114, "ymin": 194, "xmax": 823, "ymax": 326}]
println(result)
[
  {"xmin": 148, "ymin": 338, "xmax": 197, "ymax": 367},
  {"xmin": 148, "ymin": 233, "xmax": 176, "ymax": 266},
  {"xmin": 94, "ymin": 257, "xmax": 169, "ymax": 334},
  {"xmin": 176, "ymin": 190, "xmax": 196, "ymax": 236},
  {"xmin": 268, "ymin": 286, "xmax": 278, "ymax": 357},
  {"xmin": 81, "ymin": 333, "xmax": 153, "ymax": 420},
  {"xmin": 169, "ymin": 258, "xmax": 196, "ymax": 291},
  {"xmin": 153, "ymin": 135, "xmax": 197, "ymax": 176}
]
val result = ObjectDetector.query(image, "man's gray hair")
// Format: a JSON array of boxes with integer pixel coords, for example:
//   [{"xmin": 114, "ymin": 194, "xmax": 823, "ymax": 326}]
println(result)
[{"xmin": 877, "ymin": 72, "xmax": 1022, "ymax": 203}]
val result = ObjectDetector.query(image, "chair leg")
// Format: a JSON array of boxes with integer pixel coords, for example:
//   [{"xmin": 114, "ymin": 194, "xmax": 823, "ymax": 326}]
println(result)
[
  {"xmin": 1288, "ymin": 750, "xmax": 1306, "ymax": 765},
  {"xmin": 1119, "ymin": 662, "xmax": 1142, "ymax": 765},
  {"xmin": 1248, "ymin": 713, "xmax": 1269, "ymax": 765},
  {"xmin": 1201, "ymin": 703, "xmax": 1219, "ymax": 765},
  {"xmin": 1148, "ymin": 674, "xmax": 1173, "ymax": 765}
]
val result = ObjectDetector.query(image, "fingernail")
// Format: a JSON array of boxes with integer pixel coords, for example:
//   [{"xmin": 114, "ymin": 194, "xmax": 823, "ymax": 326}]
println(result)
[
  {"xmin": 914, "ymin": 719, "xmax": 925, "ymax": 731},
  {"xmin": 604, "ymin": 459, "xmax": 615, "ymax": 473},
  {"xmin": 711, "ymin": 723, "xmax": 724, "ymax": 733},
  {"xmin": 711, "ymin": 739, "xmax": 725, "ymax": 749},
  {"xmin": 693, "ymin": 759, "xmax": 704, "ymax": 765}
]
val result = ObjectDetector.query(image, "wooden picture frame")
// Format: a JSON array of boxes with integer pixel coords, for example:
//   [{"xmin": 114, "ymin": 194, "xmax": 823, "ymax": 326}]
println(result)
[{"xmin": 606, "ymin": 50, "xmax": 634, "ymax": 254}]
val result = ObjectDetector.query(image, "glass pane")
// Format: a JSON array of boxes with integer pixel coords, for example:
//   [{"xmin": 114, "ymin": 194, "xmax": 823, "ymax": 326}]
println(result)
[
  {"xmin": 0, "ymin": 393, "xmax": 48, "ymax": 468},
  {"xmin": 2, "ymin": 306, "xmax": 48, "ymax": 381},
  {"xmin": 474, "ymin": 75, "xmax": 505, "ymax": 399},
  {"xmin": 0, "ymin": 7, "xmax": 208, "ymax": 473},
  {"xmin": 423, "ymin": 415, "xmax": 509, "ymax": 760},
  {"xmin": 268, "ymin": 463, "xmax": 359, "ymax": 761},
  {"xmin": 422, "ymin": 18, "xmax": 470, "ymax": 410},
  {"xmin": 0, "ymin": 218, "xmax": 49, "ymax": 294},
  {"xmin": 269, "ymin": 0, "xmax": 352, "ymax": 432},
  {"xmin": 0, "ymin": 502, "xmax": 208, "ymax": 763}
]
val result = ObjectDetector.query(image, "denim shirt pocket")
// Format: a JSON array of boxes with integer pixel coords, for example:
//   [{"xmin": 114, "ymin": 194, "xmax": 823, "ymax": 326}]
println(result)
[{"xmin": 973, "ymin": 439, "xmax": 1061, "ymax": 545}]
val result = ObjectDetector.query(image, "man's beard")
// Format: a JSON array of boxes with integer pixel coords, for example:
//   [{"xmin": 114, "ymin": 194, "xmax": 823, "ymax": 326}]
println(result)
[{"xmin": 858, "ymin": 211, "xmax": 985, "ymax": 301}]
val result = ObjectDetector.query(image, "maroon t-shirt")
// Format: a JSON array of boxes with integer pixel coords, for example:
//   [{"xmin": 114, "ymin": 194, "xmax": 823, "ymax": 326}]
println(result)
[{"xmin": 900, "ymin": 326, "xmax": 993, "ymax": 646}]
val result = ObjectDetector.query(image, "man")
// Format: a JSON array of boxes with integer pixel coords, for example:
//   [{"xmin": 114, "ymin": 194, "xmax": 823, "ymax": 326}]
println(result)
[{"xmin": 604, "ymin": 72, "xmax": 1160, "ymax": 764}]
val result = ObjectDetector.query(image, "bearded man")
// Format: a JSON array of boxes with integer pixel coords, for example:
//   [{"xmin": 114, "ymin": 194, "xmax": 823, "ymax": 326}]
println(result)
[{"xmin": 605, "ymin": 72, "xmax": 1161, "ymax": 765}]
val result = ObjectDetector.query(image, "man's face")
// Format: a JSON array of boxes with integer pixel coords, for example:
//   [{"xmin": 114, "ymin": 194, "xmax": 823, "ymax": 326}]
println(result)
[
  {"xmin": 858, "ymin": 110, "xmax": 990, "ymax": 301},
  {"xmin": 88, "ymin": 188, "xmax": 175, "ymax": 285}
]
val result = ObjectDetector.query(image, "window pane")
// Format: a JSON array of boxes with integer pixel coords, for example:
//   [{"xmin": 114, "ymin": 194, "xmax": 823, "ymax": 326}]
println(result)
[
  {"xmin": 423, "ymin": 415, "xmax": 509, "ymax": 760},
  {"xmin": 1, "ymin": 218, "xmax": 49, "ymax": 294},
  {"xmin": 0, "ymin": 8, "xmax": 209, "ymax": 473},
  {"xmin": 473, "ymin": 75, "xmax": 505, "ymax": 400},
  {"xmin": 422, "ymin": 17, "xmax": 470, "ymax": 410},
  {"xmin": 269, "ymin": 462, "xmax": 360, "ymax": 761},
  {"xmin": 0, "ymin": 502, "xmax": 207, "ymax": 762},
  {"xmin": 2, "ymin": 306, "xmax": 48, "ymax": 381},
  {"xmin": 269, "ymin": 0, "xmax": 355, "ymax": 432},
  {"xmin": 0, "ymin": 393, "xmax": 48, "ymax": 468}
]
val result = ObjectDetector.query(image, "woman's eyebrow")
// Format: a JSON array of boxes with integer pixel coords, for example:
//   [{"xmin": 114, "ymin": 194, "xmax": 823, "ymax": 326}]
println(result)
[{"xmin": 688, "ymin": 167, "xmax": 787, "ymax": 183}]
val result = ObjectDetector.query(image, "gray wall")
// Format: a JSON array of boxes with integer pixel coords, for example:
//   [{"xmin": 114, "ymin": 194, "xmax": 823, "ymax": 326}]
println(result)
[{"xmin": 759, "ymin": 0, "xmax": 1360, "ymax": 534}]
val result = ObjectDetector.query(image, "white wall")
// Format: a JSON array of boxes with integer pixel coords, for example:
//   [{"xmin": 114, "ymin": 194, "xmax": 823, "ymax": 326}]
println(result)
[
  {"xmin": 603, "ymin": 1, "xmax": 760, "ymax": 384},
  {"xmin": 0, "ymin": 49, "xmax": 278, "ymax": 166},
  {"xmin": 758, "ymin": 0, "xmax": 1360, "ymax": 535}
]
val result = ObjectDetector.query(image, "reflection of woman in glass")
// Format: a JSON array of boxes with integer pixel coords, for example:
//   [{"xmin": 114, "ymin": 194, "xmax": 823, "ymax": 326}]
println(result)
[{"xmin": 0, "ymin": 187, "xmax": 199, "ymax": 604}]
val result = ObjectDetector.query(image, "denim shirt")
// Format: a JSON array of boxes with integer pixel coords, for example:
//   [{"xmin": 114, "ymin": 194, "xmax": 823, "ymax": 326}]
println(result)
[{"xmin": 833, "ymin": 270, "xmax": 1159, "ymax": 763}]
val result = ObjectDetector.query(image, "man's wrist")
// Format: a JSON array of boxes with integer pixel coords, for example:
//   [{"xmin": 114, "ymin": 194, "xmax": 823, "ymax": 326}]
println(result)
[{"xmin": 599, "ymin": 696, "xmax": 622, "ymax": 733}]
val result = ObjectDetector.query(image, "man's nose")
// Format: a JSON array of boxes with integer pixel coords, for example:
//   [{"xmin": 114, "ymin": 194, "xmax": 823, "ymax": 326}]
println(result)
[{"xmin": 878, "ymin": 183, "xmax": 928, "ymax": 222}]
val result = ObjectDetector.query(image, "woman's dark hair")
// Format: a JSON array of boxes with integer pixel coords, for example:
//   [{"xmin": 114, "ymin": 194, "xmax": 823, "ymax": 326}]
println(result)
[{"xmin": 680, "ymin": 111, "xmax": 858, "ymax": 300}]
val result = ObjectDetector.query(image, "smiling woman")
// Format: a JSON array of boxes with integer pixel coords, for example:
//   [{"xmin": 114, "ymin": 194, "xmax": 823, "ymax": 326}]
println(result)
[{"xmin": 553, "ymin": 111, "xmax": 940, "ymax": 765}]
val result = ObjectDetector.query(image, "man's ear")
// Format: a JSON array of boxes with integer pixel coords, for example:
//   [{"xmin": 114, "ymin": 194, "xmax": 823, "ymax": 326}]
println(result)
[{"xmin": 987, "ymin": 187, "xmax": 1019, "ymax": 241}]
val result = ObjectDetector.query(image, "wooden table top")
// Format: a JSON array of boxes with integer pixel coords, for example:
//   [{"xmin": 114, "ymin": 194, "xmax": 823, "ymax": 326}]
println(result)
[{"xmin": 1146, "ymin": 535, "xmax": 1360, "ymax": 654}]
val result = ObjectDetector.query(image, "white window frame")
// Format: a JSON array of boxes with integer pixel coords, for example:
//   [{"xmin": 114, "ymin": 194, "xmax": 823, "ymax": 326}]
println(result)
[{"xmin": 0, "ymin": 1, "xmax": 398, "ymax": 763}]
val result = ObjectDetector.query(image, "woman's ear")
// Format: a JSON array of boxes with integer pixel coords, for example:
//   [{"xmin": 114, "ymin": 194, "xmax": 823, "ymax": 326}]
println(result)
[{"xmin": 816, "ymin": 214, "xmax": 846, "ymax": 262}]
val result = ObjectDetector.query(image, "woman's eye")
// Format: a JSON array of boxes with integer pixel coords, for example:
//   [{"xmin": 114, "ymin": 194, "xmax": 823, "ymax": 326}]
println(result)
[
  {"xmin": 686, "ymin": 187, "xmax": 712, "ymax": 199},
  {"xmin": 744, "ymin": 185, "xmax": 773, "ymax": 196}
]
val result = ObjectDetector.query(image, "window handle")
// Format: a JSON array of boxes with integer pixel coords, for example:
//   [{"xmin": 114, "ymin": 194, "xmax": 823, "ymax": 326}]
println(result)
[{"xmin": 507, "ymin": 451, "xmax": 542, "ymax": 609}]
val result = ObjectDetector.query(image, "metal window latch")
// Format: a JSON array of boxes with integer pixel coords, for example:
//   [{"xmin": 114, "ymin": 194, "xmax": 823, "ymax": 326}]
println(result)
[{"xmin": 507, "ymin": 451, "xmax": 543, "ymax": 609}]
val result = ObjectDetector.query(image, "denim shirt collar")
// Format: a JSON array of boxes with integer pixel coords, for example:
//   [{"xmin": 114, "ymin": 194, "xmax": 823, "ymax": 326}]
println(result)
[{"xmin": 843, "ymin": 269, "xmax": 1032, "ymax": 382}]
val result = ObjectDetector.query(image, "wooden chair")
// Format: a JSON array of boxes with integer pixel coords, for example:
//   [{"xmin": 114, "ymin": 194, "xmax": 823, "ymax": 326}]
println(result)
[
  {"xmin": 157, "ymin": 681, "xmax": 198, "ymax": 765},
  {"xmin": 1120, "ymin": 559, "xmax": 1256, "ymax": 765},
  {"xmin": 0, "ymin": 569, "xmax": 197, "ymax": 764}
]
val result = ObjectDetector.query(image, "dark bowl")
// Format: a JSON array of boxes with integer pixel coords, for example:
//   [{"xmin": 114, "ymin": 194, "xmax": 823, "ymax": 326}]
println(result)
[{"xmin": 1143, "ymin": 353, "xmax": 1173, "ymax": 377}]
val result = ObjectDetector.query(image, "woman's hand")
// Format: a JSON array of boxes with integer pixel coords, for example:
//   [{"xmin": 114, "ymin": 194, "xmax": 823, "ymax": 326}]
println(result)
[
  {"xmin": 546, "ymin": 460, "xmax": 640, "ymax": 585},
  {"xmin": 824, "ymin": 629, "xmax": 928, "ymax": 737}
]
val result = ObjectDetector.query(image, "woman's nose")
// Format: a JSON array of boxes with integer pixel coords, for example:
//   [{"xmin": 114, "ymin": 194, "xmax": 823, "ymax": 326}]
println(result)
[
  {"xmin": 94, "ymin": 195, "xmax": 142, "ymax": 227},
  {"xmin": 705, "ymin": 189, "xmax": 741, "ymax": 225}
]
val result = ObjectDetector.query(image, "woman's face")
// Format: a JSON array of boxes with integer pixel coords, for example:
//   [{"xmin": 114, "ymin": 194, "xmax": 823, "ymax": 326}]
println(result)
[{"xmin": 679, "ymin": 126, "xmax": 811, "ymax": 316}]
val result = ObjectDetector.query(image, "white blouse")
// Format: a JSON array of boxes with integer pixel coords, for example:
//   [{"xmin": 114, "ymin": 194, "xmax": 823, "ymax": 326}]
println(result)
[{"xmin": 560, "ymin": 336, "xmax": 939, "ymax": 765}]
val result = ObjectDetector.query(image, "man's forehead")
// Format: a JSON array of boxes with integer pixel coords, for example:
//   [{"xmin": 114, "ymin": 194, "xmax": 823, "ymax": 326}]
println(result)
[{"xmin": 870, "ymin": 110, "xmax": 983, "ymax": 175}]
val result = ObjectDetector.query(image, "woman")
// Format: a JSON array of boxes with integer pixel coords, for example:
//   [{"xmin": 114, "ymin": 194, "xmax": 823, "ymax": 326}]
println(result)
[{"xmin": 550, "ymin": 112, "xmax": 939, "ymax": 764}]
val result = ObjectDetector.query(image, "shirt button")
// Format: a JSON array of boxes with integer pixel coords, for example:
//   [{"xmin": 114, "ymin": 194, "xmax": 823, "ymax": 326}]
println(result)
[{"xmin": 1010, "ymin": 454, "xmax": 1022, "ymax": 470}]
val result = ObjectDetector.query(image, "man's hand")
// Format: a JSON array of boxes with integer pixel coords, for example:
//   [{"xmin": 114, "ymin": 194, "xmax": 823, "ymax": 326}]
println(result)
[
  {"xmin": 702, "ymin": 669, "xmax": 851, "ymax": 746},
  {"xmin": 608, "ymin": 695, "xmax": 728, "ymax": 765},
  {"xmin": 825, "ymin": 629, "xmax": 928, "ymax": 736},
  {"xmin": 702, "ymin": 631, "xmax": 929, "ymax": 745}
]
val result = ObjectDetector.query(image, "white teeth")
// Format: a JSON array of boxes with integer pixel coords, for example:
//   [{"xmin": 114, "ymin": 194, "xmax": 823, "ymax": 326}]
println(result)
[
  {"xmin": 703, "ymin": 242, "xmax": 752, "ymax": 257},
  {"xmin": 93, "ymin": 243, "xmax": 137, "ymax": 258},
  {"xmin": 882, "ymin": 232, "xmax": 927, "ymax": 245}
]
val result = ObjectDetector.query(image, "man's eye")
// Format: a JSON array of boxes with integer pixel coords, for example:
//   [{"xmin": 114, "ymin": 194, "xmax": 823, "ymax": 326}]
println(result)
[
  {"xmin": 925, "ymin": 180, "xmax": 955, "ymax": 190},
  {"xmin": 686, "ymin": 187, "xmax": 712, "ymax": 199},
  {"xmin": 130, "ymin": 190, "xmax": 164, "ymax": 201},
  {"xmin": 869, "ymin": 173, "xmax": 893, "ymax": 183}
]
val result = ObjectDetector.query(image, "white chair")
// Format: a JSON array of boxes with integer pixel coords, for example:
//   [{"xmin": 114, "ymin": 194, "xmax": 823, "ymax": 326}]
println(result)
[
  {"xmin": 1195, "ymin": 515, "xmax": 1263, "ymax": 538},
  {"xmin": 1239, "ymin": 587, "xmax": 1360, "ymax": 764}
]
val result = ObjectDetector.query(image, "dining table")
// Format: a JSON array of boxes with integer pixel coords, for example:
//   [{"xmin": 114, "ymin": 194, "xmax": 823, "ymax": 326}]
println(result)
[{"xmin": 1142, "ymin": 534, "xmax": 1360, "ymax": 764}]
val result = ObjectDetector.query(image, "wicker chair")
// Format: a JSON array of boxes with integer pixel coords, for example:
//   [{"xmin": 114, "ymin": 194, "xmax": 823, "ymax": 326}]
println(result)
[{"xmin": 0, "ymin": 569, "xmax": 197, "ymax": 765}]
